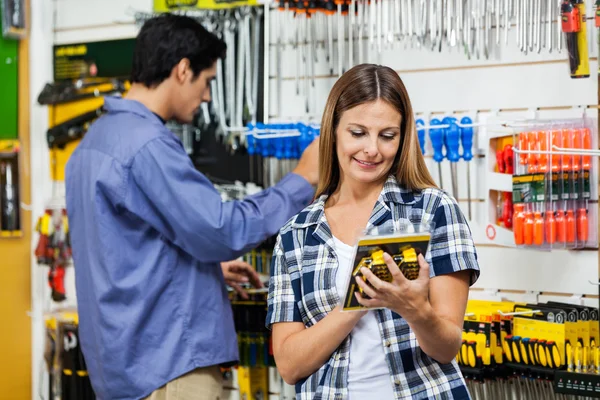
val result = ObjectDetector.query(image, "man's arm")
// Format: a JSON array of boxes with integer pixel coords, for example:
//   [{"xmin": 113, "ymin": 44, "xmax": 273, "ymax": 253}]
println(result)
[{"xmin": 126, "ymin": 136, "xmax": 317, "ymax": 263}]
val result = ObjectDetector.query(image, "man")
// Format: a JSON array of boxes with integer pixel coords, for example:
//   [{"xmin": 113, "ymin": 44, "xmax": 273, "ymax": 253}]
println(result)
[{"xmin": 65, "ymin": 13, "xmax": 319, "ymax": 400}]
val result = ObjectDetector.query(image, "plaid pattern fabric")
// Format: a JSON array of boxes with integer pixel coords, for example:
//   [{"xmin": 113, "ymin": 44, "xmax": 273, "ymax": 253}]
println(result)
[{"xmin": 267, "ymin": 175, "xmax": 480, "ymax": 400}]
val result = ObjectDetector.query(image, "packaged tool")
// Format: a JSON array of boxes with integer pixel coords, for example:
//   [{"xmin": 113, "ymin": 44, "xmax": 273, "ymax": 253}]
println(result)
[
  {"xmin": 0, "ymin": 142, "xmax": 20, "ymax": 236},
  {"xmin": 561, "ymin": 0, "xmax": 590, "ymax": 79},
  {"xmin": 340, "ymin": 223, "xmax": 432, "ymax": 311}
]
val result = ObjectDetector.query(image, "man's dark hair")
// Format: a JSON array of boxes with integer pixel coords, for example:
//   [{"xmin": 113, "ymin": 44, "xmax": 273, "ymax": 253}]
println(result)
[{"xmin": 131, "ymin": 14, "xmax": 227, "ymax": 87}]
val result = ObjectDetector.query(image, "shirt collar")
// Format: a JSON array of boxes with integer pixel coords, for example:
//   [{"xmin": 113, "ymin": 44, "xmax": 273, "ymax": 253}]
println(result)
[
  {"xmin": 292, "ymin": 175, "xmax": 419, "ymax": 230},
  {"xmin": 103, "ymin": 96, "xmax": 166, "ymax": 127}
]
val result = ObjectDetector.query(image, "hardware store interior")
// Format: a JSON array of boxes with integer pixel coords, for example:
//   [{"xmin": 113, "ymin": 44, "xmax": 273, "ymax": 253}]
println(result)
[{"xmin": 6, "ymin": 0, "xmax": 600, "ymax": 399}]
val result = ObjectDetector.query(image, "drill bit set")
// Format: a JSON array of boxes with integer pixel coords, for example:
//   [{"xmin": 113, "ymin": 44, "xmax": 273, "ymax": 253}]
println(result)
[{"xmin": 510, "ymin": 118, "xmax": 598, "ymax": 250}]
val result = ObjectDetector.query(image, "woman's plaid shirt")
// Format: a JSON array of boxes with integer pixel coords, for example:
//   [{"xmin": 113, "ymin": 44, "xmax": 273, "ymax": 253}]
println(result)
[{"xmin": 266, "ymin": 176, "xmax": 480, "ymax": 400}]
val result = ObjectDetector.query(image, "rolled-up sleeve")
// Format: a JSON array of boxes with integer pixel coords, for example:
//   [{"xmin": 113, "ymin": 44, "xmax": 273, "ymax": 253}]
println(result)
[
  {"xmin": 266, "ymin": 234, "xmax": 302, "ymax": 329},
  {"xmin": 126, "ymin": 136, "xmax": 314, "ymax": 264},
  {"xmin": 426, "ymin": 194, "xmax": 480, "ymax": 285}
]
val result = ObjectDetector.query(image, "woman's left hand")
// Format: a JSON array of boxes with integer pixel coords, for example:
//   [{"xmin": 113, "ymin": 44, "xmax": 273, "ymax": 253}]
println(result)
[{"xmin": 355, "ymin": 253, "xmax": 432, "ymax": 323}]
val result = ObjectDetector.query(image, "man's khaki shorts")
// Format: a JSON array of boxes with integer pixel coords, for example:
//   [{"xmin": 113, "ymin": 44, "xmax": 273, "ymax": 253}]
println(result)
[{"xmin": 144, "ymin": 366, "xmax": 223, "ymax": 400}]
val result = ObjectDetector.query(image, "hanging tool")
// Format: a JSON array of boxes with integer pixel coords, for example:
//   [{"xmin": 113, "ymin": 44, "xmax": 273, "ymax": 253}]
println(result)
[
  {"xmin": 416, "ymin": 118, "xmax": 426, "ymax": 155},
  {"xmin": 460, "ymin": 117, "xmax": 474, "ymax": 221},
  {"xmin": 429, "ymin": 118, "xmax": 445, "ymax": 190},
  {"xmin": 443, "ymin": 117, "xmax": 460, "ymax": 201},
  {"xmin": 335, "ymin": 0, "xmax": 345, "ymax": 76}
]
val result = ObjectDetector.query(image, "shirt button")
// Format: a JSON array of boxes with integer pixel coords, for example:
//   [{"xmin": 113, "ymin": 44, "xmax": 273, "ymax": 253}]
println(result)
[
  {"xmin": 385, "ymin": 340, "xmax": 391, "ymax": 347},
  {"xmin": 335, "ymin": 354, "xmax": 340, "ymax": 360},
  {"xmin": 394, "ymin": 380, "xmax": 401, "ymax": 386}
]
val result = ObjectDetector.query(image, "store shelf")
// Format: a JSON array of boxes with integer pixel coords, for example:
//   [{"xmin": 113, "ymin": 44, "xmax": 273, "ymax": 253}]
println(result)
[{"xmin": 554, "ymin": 371, "xmax": 600, "ymax": 398}]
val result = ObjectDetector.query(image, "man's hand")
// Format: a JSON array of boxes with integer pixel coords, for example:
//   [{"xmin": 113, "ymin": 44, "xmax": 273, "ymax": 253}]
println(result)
[{"xmin": 221, "ymin": 260, "xmax": 264, "ymax": 299}]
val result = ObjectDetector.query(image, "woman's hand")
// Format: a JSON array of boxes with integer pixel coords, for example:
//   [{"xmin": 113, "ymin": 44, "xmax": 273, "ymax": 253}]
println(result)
[{"xmin": 354, "ymin": 253, "xmax": 432, "ymax": 323}]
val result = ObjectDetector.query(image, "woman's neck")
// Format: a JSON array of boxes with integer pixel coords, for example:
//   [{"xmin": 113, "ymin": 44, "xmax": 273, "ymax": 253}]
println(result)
[{"xmin": 328, "ymin": 176, "xmax": 385, "ymax": 208}]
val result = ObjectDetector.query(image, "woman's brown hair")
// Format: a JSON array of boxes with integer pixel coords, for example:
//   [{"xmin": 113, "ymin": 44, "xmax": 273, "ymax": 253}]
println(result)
[{"xmin": 315, "ymin": 63, "xmax": 437, "ymax": 197}]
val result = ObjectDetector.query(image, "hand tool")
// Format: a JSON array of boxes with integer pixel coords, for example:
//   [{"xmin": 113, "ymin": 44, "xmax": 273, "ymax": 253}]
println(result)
[
  {"xmin": 324, "ymin": 0, "xmax": 336, "ymax": 75},
  {"xmin": 443, "ymin": 117, "xmax": 460, "ymax": 200},
  {"xmin": 578, "ymin": 127, "xmax": 591, "ymax": 244},
  {"xmin": 460, "ymin": 117, "xmax": 474, "ymax": 220},
  {"xmin": 561, "ymin": 0, "xmax": 582, "ymax": 75},
  {"xmin": 348, "ymin": 0, "xmax": 354, "ymax": 68},
  {"xmin": 416, "ymin": 118, "xmax": 426, "ymax": 155},
  {"xmin": 429, "ymin": 118, "xmax": 445, "ymax": 190}
]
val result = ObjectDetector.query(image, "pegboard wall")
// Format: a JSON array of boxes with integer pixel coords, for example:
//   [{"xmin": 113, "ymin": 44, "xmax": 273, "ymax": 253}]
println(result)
[{"xmin": 264, "ymin": 0, "xmax": 600, "ymax": 304}]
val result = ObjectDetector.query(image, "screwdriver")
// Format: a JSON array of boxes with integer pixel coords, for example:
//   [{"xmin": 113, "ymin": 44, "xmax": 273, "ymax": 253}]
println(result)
[
  {"xmin": 429, "ymin": 118, "xmax": 445, "ymax": 190},
  {"xmin": 416, "ymin": 119, "xmax": 426, "ymax": 155},
  {"xmin": 334, "ymin": 0, "xmax": 345, "ymax": 76},
  {"xmin": 443, "ymin": 117, "xmax": 460, "ymax": 201},
  {"xmin": 578, "ymin": 127, "xmax": 591, "ymax": 243},
  {"xmin": 514, "ymin": 203, "xmax": 525, "ymax": 245},
  {"xmin": 460, "ymin": 117, "xmax": 474, "ymax": 221},
  {"xmin": 503, "ymin": 145, "xmax": 514, "ymax": 228},
  {"xmin": 246, "ymin": 123, "xmax": 256, "ymax": 183}
]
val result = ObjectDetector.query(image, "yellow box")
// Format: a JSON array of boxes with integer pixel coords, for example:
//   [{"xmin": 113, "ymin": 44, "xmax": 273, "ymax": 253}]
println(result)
[{"xmin": 237, "ymin": 366, "xmax": 268, "ymax": 400}]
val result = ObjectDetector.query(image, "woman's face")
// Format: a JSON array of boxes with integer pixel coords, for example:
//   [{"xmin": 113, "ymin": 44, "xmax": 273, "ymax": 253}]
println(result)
[{"xmin": 335, "ymin": 99, "xmax": 402, "ymax": 187}]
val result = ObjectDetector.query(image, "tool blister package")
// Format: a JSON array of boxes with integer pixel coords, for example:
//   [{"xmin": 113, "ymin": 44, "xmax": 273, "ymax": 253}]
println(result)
[
  {"xmin": 0, "ymin": 145, "xmax": 20, "ymax": 236},
  {"xmin": 340, "ymin": 224, "xmax": 432, "ymax": 312},
  {"xmin": 512, "ymin": 118, "xmax": 598, "ymax": 250}
]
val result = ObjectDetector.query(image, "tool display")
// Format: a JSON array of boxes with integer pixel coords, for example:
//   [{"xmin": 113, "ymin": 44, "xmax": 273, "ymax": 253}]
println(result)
[
  {"xmin": 459, "ymin": 299, "xmax": 600, "ymax": 399},
  {"xmin": 35, "ymin": 208, "xmax": 72, "ymax": 302},
  {"xmin": 0, "ymin": 148, "xmax": 20, "ymax": 234},
  {"xmin": 511, "ymin": 119, "xmax": 598, "ymax": 250}
]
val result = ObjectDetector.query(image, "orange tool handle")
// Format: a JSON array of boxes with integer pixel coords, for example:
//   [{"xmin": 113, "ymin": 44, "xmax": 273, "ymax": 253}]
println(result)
[
  {"xmin": 566, "ymin": 209, "xmax": 576, "ymax": 243},
  {"xmin": 571, "ymin": 129, "xmax": 581, "ymax": 172},
  {"xmin": 524, "ymin": 211, "xmax": 534, "ymax": 245},
  {"xmin": 582, "ymin": 128, "xmax": 592, "ymax": 170},
  {"xmin": 518, "ymin": 133, "xmax": 528, "ymax": 166},
  {"xmin": 527, "ymin": 132, "xmax": 538, "ymax": 173},
  {"xmin": 496, "ymin": 149, "xmax": 505, "ymax": 173},
  {"xmin": 556, "ymin": 210, "xmax": 567, "ymax": 244},
  {"xmin": 551, "ymin": 130, "xmax": 561, "ymax": 172},
  {"xmin": 562, "ymin": 129, "xmax": 572, "ymax": 172},
  {"xmin": 545, "ymin": 211, "xmax": 556, "ymax": 244},
  {"xmin": 513, "ymin": 204, "xmax": 525, "ymax": 245},
  {"xmin": 534, "ymin": 211, "xmax": 544, "ymax": 245},
  {"xmin": 577, "ymin": 208, "xmax": 589, "ymax": 243},
  {"xmin": 538, "ymin": 131, "xmax": 548, "ymax": 173}
]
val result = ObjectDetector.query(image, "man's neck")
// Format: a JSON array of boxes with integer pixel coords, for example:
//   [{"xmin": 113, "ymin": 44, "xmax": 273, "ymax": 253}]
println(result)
[{"xmin": 125, "ymin": 83, "xmax": 172, "ymax": 121}]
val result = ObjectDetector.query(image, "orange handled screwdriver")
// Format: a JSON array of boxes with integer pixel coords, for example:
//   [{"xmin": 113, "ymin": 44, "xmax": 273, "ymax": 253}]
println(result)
[
  {"xmin": 562, "ymin": 129, "xmax": 573, "ymax": 172},
  {"xmin": 513, "ymin": 204, "xmax": 525, "ymax": 245},
  {"xmin": 538, "ymin": 131, "xmax": 549, "ymax": 173},
  {"xmin": 545, "ymin": 210, "xmax": 557, "ymax": 244},
  {"xmin": 527, "ymin": 132, "xmax": 538, "ymax": 173},
  {"xmin": 524, "ymin": 210, "xmax": 534, "ymax": 245},
  {"xmin": 577, "ymin": 208, "xmax": 589, "ymax": 243},
  {"xmin": 556, "ymin": 210, "xmax": 567, "ymax": 244},
  {"xmin": 566, "ymin": 209, "xmax": 576, "ymax": 243},
  {"xmin": 582, "ymin": 127, "xmax": 592, "ymax": 170},
  {"xmin": 534, "ymin": 211, "xmax": 544, "ymax": 245},
  {"xmin": 551, "ymin": 130, "xmax": 561, "ymax": 172},
  {"xmin": 571, "ymin": 129, "xmax": 581, "ymax": 172},
  {"xmin": 518, "ymin": 132, "xmax": 528, "ymax": 172}
]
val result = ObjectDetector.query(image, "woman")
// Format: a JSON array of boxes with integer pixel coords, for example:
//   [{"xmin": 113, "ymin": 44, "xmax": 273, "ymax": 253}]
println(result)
[{"xmin": 266, "ymin": 64, "xmax": 480, "ymax": 400}]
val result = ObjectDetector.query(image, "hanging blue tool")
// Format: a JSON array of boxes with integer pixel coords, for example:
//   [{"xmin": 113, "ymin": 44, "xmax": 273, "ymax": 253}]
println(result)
[
  {"xmin": 460, "ymin": 116, "xmax": 474, "ymax": 220},
  {"xmin": 246, "ymin": 123, "xmax": 256, "ymax": 183},
  {"xmin": 429, "ymin": 118, "xmax": 445, "ymax": 190},
  {"xmin": 443, "ymin": 117, "xmax": 460, "ymax": 201},
  {"xmin": 416, "ymin": 119, "xmax": 426, "ymax": 155}
]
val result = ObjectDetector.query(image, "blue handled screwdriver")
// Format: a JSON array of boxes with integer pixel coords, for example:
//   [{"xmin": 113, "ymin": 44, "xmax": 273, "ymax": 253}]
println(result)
[
  {"xmin": 429, "ymin": 118, "xmax": 445, "ymax": 190},
  {"xmin": 443, "ymin": 117, "xmax": 460, "ymax": 201},
  {"xmin": 460, "ymin": 116, "xmax": 474, "ymax": 220},
  {"xmin": 246, "ymin": 123, "xmax": 256, "ymax": 183},
  {"xmin": 416, "ymin": 119, "xmax": 426, "ymax": 155}
]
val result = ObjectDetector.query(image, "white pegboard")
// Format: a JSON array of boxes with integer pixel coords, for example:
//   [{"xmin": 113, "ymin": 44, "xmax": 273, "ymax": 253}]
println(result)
[{"xmin": 266, "ymin": 3, "xmax": 600, "ymax": 299}]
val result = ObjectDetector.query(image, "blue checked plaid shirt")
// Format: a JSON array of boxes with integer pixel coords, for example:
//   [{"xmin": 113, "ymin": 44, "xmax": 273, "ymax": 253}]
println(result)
[{"xmin": 266, "ymin": 175, "xmax": 480, "ymax": 400}]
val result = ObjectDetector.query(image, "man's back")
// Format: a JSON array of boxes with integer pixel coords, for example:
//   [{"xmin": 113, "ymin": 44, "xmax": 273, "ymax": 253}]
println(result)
[{"xmin": 66, "ymin": 96, "xmax": 314, "ymax": 399}]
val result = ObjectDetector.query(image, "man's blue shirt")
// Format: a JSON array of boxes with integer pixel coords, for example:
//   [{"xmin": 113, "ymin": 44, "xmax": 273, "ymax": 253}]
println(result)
[{"xmin": 65, "ymin": 96, "xmax": 314, "ymax": 400}]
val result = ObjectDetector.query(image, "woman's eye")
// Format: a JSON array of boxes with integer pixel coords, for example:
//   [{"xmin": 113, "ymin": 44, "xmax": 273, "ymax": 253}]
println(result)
[
  {"xmin": 350, "ymin": 130, "xmax": 364, "ymax": 137},
  {"xmin": 381, "ymin": 133, "xmax": 396, "ymax": 140}
]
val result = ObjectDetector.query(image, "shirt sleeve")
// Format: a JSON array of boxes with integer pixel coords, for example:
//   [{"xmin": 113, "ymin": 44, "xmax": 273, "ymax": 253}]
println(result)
[
  {"xmin": 426, "ymin": 193, "xmax": 480, "ymax": 285},
  {"xmin": 266, "ymin": 234, "xmax": 302, "ymax": 329},
  {"xmin": 126, "ymin": 136, "xmax": 315, "ymax": 264}
]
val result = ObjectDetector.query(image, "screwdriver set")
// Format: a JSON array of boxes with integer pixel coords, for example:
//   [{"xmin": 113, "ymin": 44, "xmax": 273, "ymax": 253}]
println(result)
[
  {"xmin": 510, "ymin": 119, "xmax": 598, "ymax": 250},
  {"xmin": 459, "ymin": 299, "xmax": 600, "ymax": 399},
  {"xmin": 246, "ymin": 122, "xmax": 320, "ymax": 188}
]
